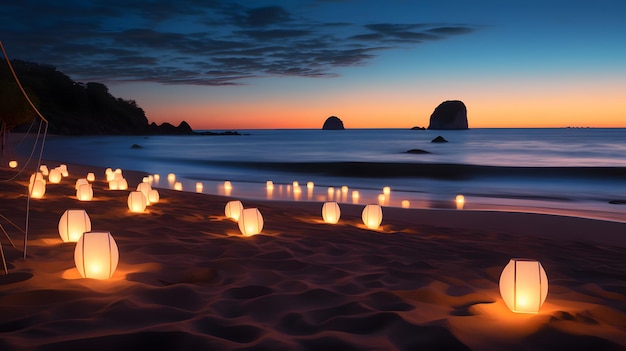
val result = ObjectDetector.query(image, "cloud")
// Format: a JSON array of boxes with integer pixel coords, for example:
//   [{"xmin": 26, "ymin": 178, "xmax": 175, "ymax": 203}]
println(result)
[{"xmin": 0, "ymin": 1, "xmax": 479, "ymax": 86}]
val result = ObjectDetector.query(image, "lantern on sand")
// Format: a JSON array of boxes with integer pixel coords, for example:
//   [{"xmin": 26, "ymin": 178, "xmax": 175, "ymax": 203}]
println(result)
[
  {"xmin": 401, "ymin": 200, "xmax": 410, "ymax": 208},
  {"xmin": 74, "ymin": 231, "xmax": 119, "ymax": 279},
  {"xmin": 87, "ymin": 172, "xmax": 96, "ymax": 182},
  {"xmin": 362, "ymin": 204, "xmax": 383, "ymax": 229},
  {"xmin": 377, "ymin": 194, "xmax": 386, "ymax": 206},
  {"xmin": 48, "ymin": 168, "xmax": 62, "ymax": 184},
  {"xmin": 117, "ymin": 178, "xmax": 128, "ymax": 190},
  {"xmin": 351, "ymin": 190, "xmax": 359, "ymax": 203},
  {"xmin": 29, "ymin": 179, "xmax": 46, "ymax": 199},
  {"xmin": 8, "ymin": 160, "xmax": 17, "ymax": 168},
  {"xmin": 499, "ymin": 258, "xmax": 548, "ymax": 314},
  {"xmin": 30, "ymin": 171, "xmax": 44, "ymax": 183},
  {"xmin": 225, "ymin": 200, "xmax": 244, "ymax": 221},
  {"xmin": 266, "ymin": 180, "xmax": 274, "ymax": 190},
  {"xmin": 127, "ymin": 191, "xmax": 147, "ymax": 213},
  {"xmin": 40, "ymin": 165, "xmax": 49, "ymax": 176},
  {"xmin": 455, "ymin": 195, "xmax": 465, "ymax": 210},
  {"xmin": 58, "ymin": 209, "xmax": 91, "ymax": 242},
  {"xmin": 105, "ymin": 168, "xmax": 115, "ymax": 182},
  {"xmin": 59, "ymin": 164, "xmax": 69, "ymax": 177},
  {"xmin": 383, "ymin": 186, "xmax": 391, "ymax": 195},
  {"xmin": 224, "ymin": 181, "xmax": 232, "ymax": 190},
  {"xmin": 174, "ymin": 181, "xmax": 183, "ymax": 191},
  {"xmin": 108, "ymin": 179, "xmax": 119, "ymax": 190},
  {"xmin": 76, "ymin": 183, "xmax": 93, "ymax": 201},
  {"xmin": 168, "ymin": 173, "xmax": 176, "ymax": 182},
  {"xmin": 196, "ymin": 182, "xmax": 203, "ymax": 192},
  {"xmin": 322, "ymin": 201, "xmax": 341, "ymax": 224},
  {"xmin": 238, "ymin": 208, "xmax": 264, "ymax": 236},
  {"xmin": 76, "ymin": 178, "xmax": 89, "ymax": 190},
  {"xmin": 137, "ymin": 182, "xmax": 152, "ymax": 197},
  {"xmin": 153, "ymin": 174, "xmax": 160, "ymax": 182},
  {"xmin": 147, "ymin": 189, "xmax": 160, "ymax": 204},
  {"xmin": 307, "ymin": 181, "xmax": 314, "ymax": 190}
]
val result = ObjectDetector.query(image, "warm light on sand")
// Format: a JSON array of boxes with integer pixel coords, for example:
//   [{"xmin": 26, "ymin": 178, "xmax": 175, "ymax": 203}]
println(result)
[
  {"xmin": 266, "ymin": 180, "xmax": 274, "ymax": 189},
  {"xmin": 351, "ymin": 190, "xmax": 360, "ymax": 203},
  {"xmin": 87, "ymin": 172, "xmax": 95, "ymax": 182},
  {"xmin": 76, "ymin": 183, "xmax": 93, "ymax": 201},
  {"xmin": 377, "ymin": 194, "xmax": 385, "ymax": 205},
  {"xmin": 8, "ymin": 160, "xmax": 17, "ymax": 168},
  {"xmin": 147, "ymin": 189, "xmax": 160, "ymax": 204},
  {"xmin": 224, "ymin": 180, "xmax": 232, "ymax": 190},
  {"xmin": 153, "ymin": 174, "xmax": 160, "ymax": 182},
  {"xmin": 499, "ymin": 258, "xmax": 548, "ymax": 314},
  {"xmin": 322, "ymin": 201, "xmax": 341, "ymax": 224},
  {"xmin": 29, "ymin": 178, "xmax": 46, "ymax": 199},
  {"xmin": 168, "ymin": 173, "xmax": 176, "ymax": 182},
  {"xmin": 137, "ymin": 182, "xmax": 152, "ymax": 198},
  {"xmin": 238, "ymin": 208, "xmax": 264, "ymax": 236},
  {"xmin": 401, "ymin": 200, "xmax": 410, "ymax": 208},
  {"xmin": 341, "ymin": 185, "xmax": 348, "ymax": 194},
  {"xmin": 74, "ymin": 231, "xmax": 119, "ymax": 280},
  {"xmin": 383, "ymin": 186, "xmax": 391, "ymax": 195},
  {"xmin": 174, "ymin": 181, "xmax": 183, "ymax": 191},
  {"xmin": 48, "ymin": 168, "xmax": 62, "ymax": 184},
  {"xmin": 58, "ymin": 209, "xmax": 91, "ymax": 243}
]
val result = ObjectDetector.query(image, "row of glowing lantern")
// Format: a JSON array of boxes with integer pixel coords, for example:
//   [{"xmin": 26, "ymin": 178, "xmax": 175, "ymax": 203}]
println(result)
[{"xmin": 28, "ymin": 164, "xmax": 72, "ymax": 199}]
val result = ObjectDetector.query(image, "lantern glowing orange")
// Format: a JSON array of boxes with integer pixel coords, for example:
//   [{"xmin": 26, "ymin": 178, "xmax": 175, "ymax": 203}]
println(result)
[
  {"xmin": 383, "ymin": 186, "xmax": 391, "ymax": 195},
  {"xmin": 117, "ymin": 178, "xmax": 128, "ymax": 190},
  {"xmin": 362, "ymin": 204, "xmax": 383, "ymax": 229},
  {"xmin": 153, "ymin": 174, "xmax": 160, "ymax": 182},
  {"xmin": 58, "ymin": 209, "xmax": 91, "ymax": 242},
  {"xmin": 40, "ymin": 165, "xmax": 49, "ymax": 176},
  {"xmin": 377, "ymin": 194, "xmax": 386, "ymax": 205},
  {"xmin": 108, "ymin": 179, "xmax": 119, "ymax": 190},
  {"xmin": 48, "ymin": 168, "xmax": 62, "ymax": 184},
  {"xmin": 196, "ymin": 182, "xmax": 203, "ymax": 192},
  {"xmin": 168, "ymin": 173, "xmax": 176, "ymax": 182},
  {"xmin": 266, "ymin": 180, "xmax": 274, "ymax": 190},
  {"xmin": 351, "ymin": 190, "xmax": 360, "ymax": 203},
  {"xmin": 8, "ymin": 160, "xmax": 17, "ymax": 168},
  {"xmin": 455, "ymin": 195, "xmax": 465, "ymax": 210},
  {"xmin": 75, "ymin": 178, "xmax": 89, "ymax": 190},
  {"xmin": 87, "ymin": 172, "xmax": 96, "ymax": 182},
  {"xmin": 29, "ymin": 179, "xmax": 46, "ymax": 199},
  {"xmin": 322, "ymin": 201, "xmax": 341, "ymax": 224},
  {"xmin": 307, "ymin": 181, "xmax": 314, "ymax": 190},
  {"xmin": 499, "ymin": 258, "xmax": 549, "ymax": 314},
  {"xmin": 147, "ymin": 189, "xmax": 160, "ymax": 204},
  {"xmin": 127, "ymin": 191, "xmax": 147, "ymax": 213},
  {"xmin": 76, "ymin": 183, "xmax": 94, "ymax": 201},
  {"xmin": 401, "ymin": 200, "xmax": 410, "ymax": 208},
  {"xmin": 238, "ymin": 208, "xmax": 264, "ymax": 236},
  {"xmin": 174, "ymin": 181, "xmax": 183, "ymax": 191},
  {"xmin": 74, "ymin": 231, "xmax": 119, "ymax": 279},
  {"xmin": 224, "ymin": 181, "xmax": 232, "ymax": 190},
  {"xmin": 225, "ymin": 200, "xmax": 244, "ymax": 220},
  {"xmin": 59, "ymin": 164, "xmax": 69, "ymax": 177},
  {"xmin": 137, "ymin": 182, "xmax": 152, "ymax": 197}
]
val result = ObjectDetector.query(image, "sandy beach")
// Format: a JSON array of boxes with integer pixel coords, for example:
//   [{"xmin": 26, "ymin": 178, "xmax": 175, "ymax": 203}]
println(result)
[{"xmin": 1, "ymin": 163, "xmax": 625, "ymax": 350}]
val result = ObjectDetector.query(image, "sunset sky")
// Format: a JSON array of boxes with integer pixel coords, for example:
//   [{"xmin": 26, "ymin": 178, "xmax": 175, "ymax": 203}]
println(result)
[{"xmin": 2, "ymin": 0, "xmax": 625, "ymax": 129}]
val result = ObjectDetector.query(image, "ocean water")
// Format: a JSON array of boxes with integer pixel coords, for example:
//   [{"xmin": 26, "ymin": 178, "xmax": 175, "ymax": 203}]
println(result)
[{"xmin": 18, "ymin": 128, "xmax": 626, "ymax": 222}]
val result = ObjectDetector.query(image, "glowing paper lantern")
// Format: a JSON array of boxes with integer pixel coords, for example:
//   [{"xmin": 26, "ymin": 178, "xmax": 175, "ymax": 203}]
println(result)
[
  {"xmin": 58, "ymin": 209, "xmax": 91, "ymax": 242},
  {"xmin": 76, "ymin": 183, "xmax": 93, "ymax": 201},
  {"xmin": 40, "ymin": 165, "xmax": 49, "ymax": 176},
  {"xmin": 87, "ymin": 172, "xmax": 96, "ymax": 182},
  {"xmin": 196, "ymin": 182, "xmax": 203, "ymax": 192},
  {"xmin": 351, "ymin": 190, "xmax": 360, "ymax": 203},
  {"xmin": 238, "ymin": 208, "xmax": 263, "ymax": 236},
  {"xmin": 266, "ymin": 180, "xmax": 274, "ymax": 190},
  {"xmin": 224, "ymin": 181, "xmax": 232, "ymax": 190},
  {"xmin": 74, "ymin": 231, "xmax": 119, "ymax": 280},
  {"xmin": 147, "ymin": 189, "xmax": 160, "ymax": 204},
  {"xmin": 499, "ymin": 258, "xmax": 549, "ymax": 314},
  {"xmin": 383, "ymin": 186, "xmax": 391, "ymax": 195},
  {"xmin": 456, "ymin": 195, "xmax": 465, "ymax": 210},
  {"xmin": 168, "ymin": 173, "xmax": 176, "ymax": 182},
  {"xmin": 322, "ymin": 201, "xmax": 341, "ymax": 224},
  {"xmin": 29, "ymin": 179, "xmax": 46, "ymax": 198},
  {"xmin": 341, "ymin": 185, "xmax": 348, "ymax": 193},
  {"xmin": 108, "ymin": 179, "xmax": 119, "ymax": 190},
  {"xmin": 106, "ymin": 169, "xmax": 115, "ymax": 182},
  {"xmin": 225, "ymin": 200, "xmax": 244, "ymax": 221},
  {"xmin": 174, "ymin": 181, "xmax": 183, "ymax": 191},
  {"xmin": 137, "ymin": 182, "xmax": 152, "ymax": 197},
  {"xmin": 362, "ymin": 204, "xmax": 383, "ymax": 229},
  {"xmin": 307, "ymin": 181, "xmax": 314, "ymax": 190},
  {"xmin": 48, "ymin": 168, "xmax": 62, "ymax": 184},
  {"xmin": 292, "ymin": 181, "xmax": 299, "ymax": 188},
  {"xmin": 117, "ymin": 178, "xmax": 128, "ymax": 190},
  {"xmin": 76, "ymin": 178, "xmax": 89, "ymax": 190},
  {"xmin": 153, "ymin": 174, "xmax": 160, "ymax": 182},
  {"xmin": 328, "ymin": 187, "xmax": 335, "ymax": 197},
  {"xmin": 8, "ymin": 160, "xmax": 17, "ymax": 168},
  {"xmin": 59, "ymin": 164, "xmax": 69, "ymax": 177},
  {"xmin": 127, "ymin": 191, "xmax": 147, "ymax": 213},
  {"xmin": 377, "ymin": 194, "xmax": 386, "ymax": 205},
  {"xmin": 30, "ymin": 171, "xmax": 44, "ymax": 183},
  {"xmin": 401, "ymin": 200, "xmax": 410, "ymax": 208}
]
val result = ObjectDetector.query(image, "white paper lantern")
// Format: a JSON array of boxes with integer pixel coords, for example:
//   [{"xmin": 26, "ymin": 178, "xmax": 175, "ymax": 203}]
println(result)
[
  {"xmin": 137, "ymin": 182, "xmax": 152, "ymax": 197},
  {"xmin": 377, "ymin": 194, "xmax": 386, "ymax": 205},
  {"xmin": 196, "ymin": 182, "xmax": 203, "ymax": 192},
  {"xmin": 76, "ymin": 183, "xmax": 94, "ymax": 201},
  {"xmin": 58, "ymin": 209, "xmax": 91, "ymax": 242},
  {"xmin": 401, "ymin": 200, "xmax": 410, "ymax": 208},
  {"xmin": 105, "ymin": 168, "xmax": 115, "ymax": 182},
  {"xmin": 456, "ymin": 195, "xmax": 465, "ymax": 210},
  {"xmin": 87, "ymin": 172, "xmax": 96, "ymax": 182},
  {"xmin": 40, "ymin": 165, "xmax": 49, "ymax": 176},
  {"xmin": 74, "ymin": 231, "xmax": 119, "ymax": 279},
  {"xmin": 322, "ymin": 201, "xmax": 341, "ymax": 224},
  {"xmin": 224, "ymin": 180, "xmax": 232, "ymax": 190},
  {"xmin": 383, "ymin": 186, "xmax": 391, "ymax": 195},
  {"xmin": 307, "ymin": 181, "xmax": 314, "ymax": 190},
  {"xmin": 351, "ymin": 190, "xmax": 360, "ymax": 203},
  {"xmin": 153, "ymin": 174, "xmax": 160, "ymax": 182},
  {"xmin": 238, "ymin": 208, "xmax": 264, "ymax": 236},
  {"xmin": 59, "ymin": 164, "xmax": 69, "ymax": 177},
  {"xmin": 8, "ymin": 160, "xmax": 18, "ymax": 168},
  {"xmin": 499, "ymin": 258, "xmax": 549, "ymax": 314},
  {"xmin": 75, "ymin": 178, "xmax": 89, "ymax": 190},
  {"xmin": 362, "ymin": 204, "xmax": 383, "ymax": 229},
  {"xmin": 108, "ymin": 179, "xmax": 119, "ymax": 190},
  {"xmin": 147, "ymin": 189, "xmax": 160, "ymax": 204},
  {"xmin": 48, "ymin": 168, "xmax": 62, "ymax": 184},
  {"xmin": 167, "ymin": 173, "xmax": 176, "ymax": 182},
  {"xmin": 225, "ymin": 200, "xmax": 244, "ymax": 220},
  {"xmin": 117, "ymin": 178, "xmax": 128, "ymax": 190},
  {"xmin": 127, "ymin": 191, "xmax": 147, "ymax": 213},
  {"xmin": 341, "ymin": 185, "xmax": 348, "ymax": 193},
  {"xmin": 266, "ymin": 180, "xmax": 274, "ymax": 190},
  {"xmin": 29, "ymin": 179, "xmax": 46, "ymax": 199},
  {"xmin": 174, "ymin": 181, "xmax": 183, "ymax": 191},
  {"xmin": 30, "ymin": 171, "xmax": 44, "ymax": 183},
  {"xmin": 292, "ymin": 181, "xmax": 299, "ymax": 188}
]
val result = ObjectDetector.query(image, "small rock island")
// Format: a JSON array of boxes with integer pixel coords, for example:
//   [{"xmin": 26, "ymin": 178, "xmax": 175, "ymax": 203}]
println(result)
[
  {"xmin": 322, "ymin": 116, "xmax": 345, "ymax": 130},
  {"xmin": 427, "ymin": 100, "xmax": 469, "ymax": 130}
]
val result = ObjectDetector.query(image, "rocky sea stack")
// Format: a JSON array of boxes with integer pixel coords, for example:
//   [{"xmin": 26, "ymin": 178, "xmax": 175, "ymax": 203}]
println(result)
[
  {"xmin": 427, "ymin": 100, "xmax": 469, "ymax": 130},
  {"xmin": 322, "ymin": 116, "xmax": 345, "ymax": 130}
]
